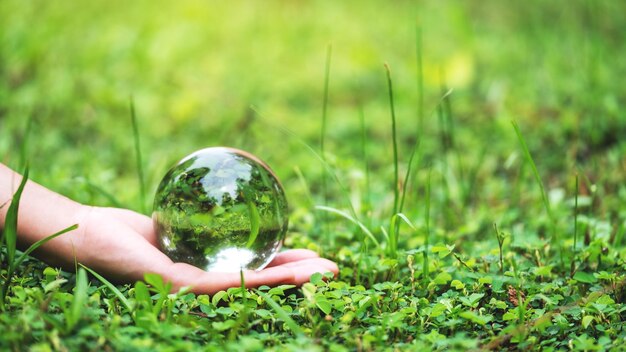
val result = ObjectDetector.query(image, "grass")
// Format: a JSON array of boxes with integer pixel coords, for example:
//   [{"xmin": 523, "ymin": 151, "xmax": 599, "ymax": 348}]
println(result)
[
  {"xmin": 129, "ymin": 97, "xmax": 147, "ymax": 214},
  {"xmin": 2, "ymin": 0, "xmax": 626, "ymax": 350}
]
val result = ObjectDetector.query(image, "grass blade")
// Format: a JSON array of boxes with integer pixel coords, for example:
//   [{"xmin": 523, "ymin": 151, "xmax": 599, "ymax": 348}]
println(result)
[
  {"xmin": 80, "ymin": 264, "xmax": 133, "ymax": 313},
  {"xmin": 12, "ymin": 224, "xmax": 78, "ymax": 270},
  {"xmin": 129, "ymin": 97, "xmax": 146, "ymax": 214},
  {"xmin": 320, "ymin": 44, "xmax": 332, "ymax": 158},
  {"xmin": 573, "ymin": 173, "xmax": 579, "ymax": 254},
  {"xmin": 384, "ymin": 63, "xmax": 400, "ymax": 215},
  {"xmin": 81, "ymin": 178, "xmax": 124, "ymax": 208},
  {"xmin": 67, "ymin": 268, "xmax": 88, "ymax": 331},
  {"xmin": 2, "ymin": 166, "xmax": 29, "ymax": 267},
  {"xmin": 388, "ymin": 212, "xmax": 417, "ymax": 257},
  {"xmin": 256, "ymin": 290, "xmax": 304, "ymax": 336},
  {"xmin": 315, "ymin": 205, "xmax": 379, "ymax": 246},
  {"xmin": 511, "ymin": 120, "xmax": 552, "ymax": 219},
  {"xmin": 359, "ymin": 106, "xmax": 371, "ymax": 222},
  {"xmin": 399, "ymin": 140, "xmax": 421, "ymax": 214},
  {"xmin": 320, "ymin": 44, "xmax": 332, "ymax": 242},
  {"xmin": 416, "ymin": 24, "xmax": 424, "ymax": 132},
  {"xmin": 423, "ymin": 168, "xmax": 432, "ymax": 281},
  {"xmin": 19, "ymin": 114, "xmax": 35, "ymax": 172}
]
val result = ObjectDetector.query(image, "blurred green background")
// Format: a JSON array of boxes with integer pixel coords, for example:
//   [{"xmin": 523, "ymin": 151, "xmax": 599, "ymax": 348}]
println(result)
[
  {"xmin": 4, "ymin": 3, "xmax": 626, "ymax": 349},
  {"xmin": 1, "ymin": 0, "xmax": 625, "ymax": 239}
]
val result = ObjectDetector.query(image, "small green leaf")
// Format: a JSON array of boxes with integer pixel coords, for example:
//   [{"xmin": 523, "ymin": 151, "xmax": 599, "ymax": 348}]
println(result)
[
  {"xmin": 533, "ymin": 265, "xmax": 553, "ymax": 277},
  {"xmin": 574, "ymin": 271, "xmax": 598, "ymax": 284},
  {"xmin": 315, "ymin": 296, "xmax": 332, "ymax": 315},
  {"xmin": 460, "ymin": 293, "xmax": 484, "ymax": 308},
  {"xmin": 43, "ymin": 267, "xmax": 59, "ymax": 278},
  {"xmin": 460, "ymin": 311, "xmax": 492, "ymax": 325},
  {"xmin": 433, "ymin": 272, "xmax": 452, "ymax": 285},
  {"xmin": 431, "ymin": 244, "xmax": 453, "ymax": 258},
  {"xmin": 134, "ymin": 281, "xmax": 152, "ymax": 306},
  {"xmin": 489, "ymin": 298, "xmax": 508, "ymax": 310},
  {"xmin": 144, "ymin": 273, "xmax": 172, "ymax": 295},
  {"xmin": 582, "ymin": 315, "xmax": 594, "ymax": 329},
  {"xmin": 451, "ymin": 280, "xmax": 465, "ymax": 290},
  {"xmin": 211, "ymin": 291, "xmax": 228, "ymax": 306},
  {"xmin": 212, "ymin": 319, "xmax": 237, "ymax": 331},
  {"xmin": 310, "ymin": 272, "xmax": 323, "ymax": 285},
  {"xmin": 43, "ymin": 278, "xmax": 68, "ymax": 293},
  {"xmin": 478, "ymin": 276, "xmax": 493, "ymax": 285},
  {"xmin": 267, "ymin": 284, "xmax": 295, "ymax": 296},
  {"xmin": 502, "ymin": 310, "xmax": 519, "ymax": 321},
  {"xmin": 302, "ymin": 282, "xmax": 316, "ymax": 300}
]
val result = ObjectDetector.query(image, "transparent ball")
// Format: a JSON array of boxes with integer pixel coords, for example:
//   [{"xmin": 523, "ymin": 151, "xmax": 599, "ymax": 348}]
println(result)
[{"xmin": 153, "ymin": 147, "xmax": 288, "ymax": 272}]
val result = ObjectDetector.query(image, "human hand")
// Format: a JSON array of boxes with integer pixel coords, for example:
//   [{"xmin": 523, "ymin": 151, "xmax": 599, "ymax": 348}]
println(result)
[{"xmin": 69, "ymin": 206, "xmax": 338, "ymax": 294}]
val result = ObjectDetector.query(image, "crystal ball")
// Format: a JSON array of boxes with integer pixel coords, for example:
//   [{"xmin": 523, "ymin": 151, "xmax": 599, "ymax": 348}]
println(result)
[{"xmin": 153, "ymin": 147, "xmax": 288, "ymax": 272}]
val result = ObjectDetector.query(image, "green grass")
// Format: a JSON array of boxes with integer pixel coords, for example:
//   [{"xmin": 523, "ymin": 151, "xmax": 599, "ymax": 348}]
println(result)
[{"xmin": 2, "ymin": 0, "xmax": 626, "ymax": 350}]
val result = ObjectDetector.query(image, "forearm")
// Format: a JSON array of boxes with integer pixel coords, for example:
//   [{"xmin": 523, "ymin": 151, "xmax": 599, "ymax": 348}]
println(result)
[{"xmin": 0, "ymin": 163, "xmax": 86, "ymax": 267}]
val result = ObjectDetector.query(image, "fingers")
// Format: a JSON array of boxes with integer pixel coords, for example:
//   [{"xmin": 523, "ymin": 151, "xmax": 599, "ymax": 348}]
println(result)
[
  {"xmin": 158, "ymin": 263, "xmax": 295, "ymax": 295},
  {"xmin": 266, "ymin": 249, "xmax": 320, "ymax": 267},
  {"xmin": 277, "ymin": 258, "xmax": 338, "ymax": 283},
  {"xmin": 158, "ymin": 257, "xmax": 339, "ymax": 295}
]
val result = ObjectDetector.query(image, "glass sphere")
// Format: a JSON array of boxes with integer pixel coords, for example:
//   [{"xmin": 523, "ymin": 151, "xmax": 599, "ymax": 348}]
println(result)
[{"xmin": 153, "ymin": 147, "xmax": 288, "ymax": 272}]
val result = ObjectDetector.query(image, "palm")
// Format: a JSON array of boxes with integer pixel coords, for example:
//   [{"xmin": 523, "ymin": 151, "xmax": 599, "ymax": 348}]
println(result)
[{"xmin": 78, "ymin": 207, "xmax": 337, "ymax": 294}]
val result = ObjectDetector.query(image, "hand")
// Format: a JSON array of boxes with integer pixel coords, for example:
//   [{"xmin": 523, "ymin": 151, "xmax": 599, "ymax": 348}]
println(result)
[{"xmin": 69, "ymin": 206, "xmax": 338, "ymax": 294}]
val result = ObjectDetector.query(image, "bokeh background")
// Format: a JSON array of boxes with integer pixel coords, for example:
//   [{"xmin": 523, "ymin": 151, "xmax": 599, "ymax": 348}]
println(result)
[
  {"xmin": 1, "ymin": 0, "xmax": 625, "ymax": 245},
  {"xmin": 4, "ymin": 2, "xmax": 626, "ymax": 349}
]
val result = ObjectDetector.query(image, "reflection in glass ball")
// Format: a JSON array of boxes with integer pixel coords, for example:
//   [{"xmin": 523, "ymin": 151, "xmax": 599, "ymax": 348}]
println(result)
[{"xmin": 153, "ymin": 147, "xmax": 288, "ymax": 272}]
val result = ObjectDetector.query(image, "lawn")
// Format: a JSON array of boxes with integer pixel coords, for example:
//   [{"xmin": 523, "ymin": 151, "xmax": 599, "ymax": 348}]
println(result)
[{"xmin": 2, "ymin": 0, "xmax": 626, "ymax": 350}]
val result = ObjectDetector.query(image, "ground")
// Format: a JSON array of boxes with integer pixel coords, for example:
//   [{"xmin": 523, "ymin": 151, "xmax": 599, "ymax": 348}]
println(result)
[{"xmin": 1, "ymin": 1, "xmax": 626, "ymax": 350}]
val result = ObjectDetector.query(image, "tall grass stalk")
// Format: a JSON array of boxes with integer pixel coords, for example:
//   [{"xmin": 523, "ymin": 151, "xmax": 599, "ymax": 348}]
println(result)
[
  {"xmin": 443, "ymin": 87, "xmax": 469, "ymax": 205},
  {"xmin": 436, "ymin": 92, "xmax": 452, "ymax": 225},
  {"xmin": 320, "ymin": 44, "xmax": 332, "ymax": 242},
  {"xmin": 511, "ymin": 120, "xmax": 561, "ymax": 265},
  {"xmin": 423, "ymin": 168, "xmax": 432, "ymax": 281},
  {"xmin": 399, "ymin": 141, "xmax": 421, "ymax": 214},
  {"xmin": 387, "ymin": 213, "xmax": 416, "ymax": 258},
  {"xmin": 511, "ymin": 120, "xmax": 552, "ymax": 220},
  {"xmin": 388, "ymin": 141, "xmax": 421, "ymax": 258},
  {"xmin": 130, "ymin": 97, "xmax": 146, "ymax": 214},
  {"xmin": 66, "ymin": 268, "xmax": 88, "ymax": 331},
  {"xmin": 415, "ymin": 24, "xmax": 424, "ymax": 132},
  {"xmin": 0, "ymin": 167, "xmax": 27, "ymax": 268},
  {"xmin": 359, "ymin": 106, "xmax": 371, "ymax": 224},
  {"xmin": 493, "ymin": 223, "xmax": 506, "ymax": 273},
  {"xmin": 573, "ymin": 173, "xmax": 579, "ymax": 254},
  {"xmin": 229, "ymin": 269, "xmax": 249, "ymax": 340},
  {"xmin": 384, "ymin": 63, "xmax": 400, "ymax": 215},
  {"xmin": 320, "ymin": 44, "xmax": 332, "ymax": 159},
  {"xmin": 19, "ymin": 114, "xmax": 35, "ymax": 172}
]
